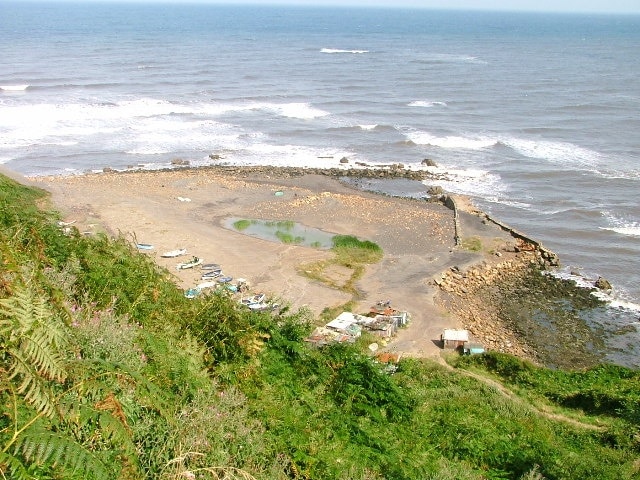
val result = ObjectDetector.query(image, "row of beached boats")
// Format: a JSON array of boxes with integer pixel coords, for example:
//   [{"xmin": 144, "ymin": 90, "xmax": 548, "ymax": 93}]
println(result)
[{"xmin": 137, "ymin": 244, "xmax": 277, "ymax": 310}]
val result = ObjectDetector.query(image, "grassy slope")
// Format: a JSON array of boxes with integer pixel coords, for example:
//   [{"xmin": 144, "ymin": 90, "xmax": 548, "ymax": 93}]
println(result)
[{"xmin": 1, "ymin": 173, "xmax": 638, "ymax": 480}]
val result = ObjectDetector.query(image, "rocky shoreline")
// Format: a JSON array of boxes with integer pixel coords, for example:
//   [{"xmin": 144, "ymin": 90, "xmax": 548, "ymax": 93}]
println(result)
[
  {"xmin": 434, "ymin": 245, "xmax": 610, "ymax": 369},
  {"xmin": 108, "ymin": 161, "xmax": 445, "ymax": 182}
]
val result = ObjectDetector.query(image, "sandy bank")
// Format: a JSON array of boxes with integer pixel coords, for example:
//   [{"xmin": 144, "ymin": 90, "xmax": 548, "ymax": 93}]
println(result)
[{"xmin": 31, "ymin": 166, "xmax": 537, "ymax": 360}]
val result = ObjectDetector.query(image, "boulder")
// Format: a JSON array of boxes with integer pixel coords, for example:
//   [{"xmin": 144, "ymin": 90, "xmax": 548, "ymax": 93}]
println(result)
[
  {"xmin": 171, "ymin": 158, "xmax": 190, "ymax": 166},
  {"xmin": 421, "ymin": 158, "xmax": 438, "ymax": 167},
  {"xmin": 594, "ymin": 276, "xmax": 612, "ymax": 290},
  {"xmin": 427, "ymin": 186, "xmax": 445, "ymax": 195},
  {"xmin": 339, "ymin": 157, "xmax": 349, "ymax": 164}
]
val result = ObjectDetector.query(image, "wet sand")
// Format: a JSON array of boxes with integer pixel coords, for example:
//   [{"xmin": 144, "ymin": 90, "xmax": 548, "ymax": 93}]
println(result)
[{"xmin": 30, "ymin": 167, "xmax": 518, "ymax": 360}]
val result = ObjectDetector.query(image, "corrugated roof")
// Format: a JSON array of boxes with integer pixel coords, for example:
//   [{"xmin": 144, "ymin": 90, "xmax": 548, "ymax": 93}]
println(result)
[{"xmin": 442, "ymin": 329, "xmax": 469, "ymax": 341}]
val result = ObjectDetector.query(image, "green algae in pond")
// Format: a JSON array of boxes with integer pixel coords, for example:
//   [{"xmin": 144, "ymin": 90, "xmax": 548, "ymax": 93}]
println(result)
[
  {"xmin": 233, "ymin": 219, "xmax": 255, "ymax": 231},
  {"xmin": 226, "ymin": 218, "xmax": 335, "ymax": 249}
]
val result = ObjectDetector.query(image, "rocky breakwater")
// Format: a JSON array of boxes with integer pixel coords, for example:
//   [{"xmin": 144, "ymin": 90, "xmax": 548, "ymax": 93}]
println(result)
[
  {"xmin": 435, "ymin": 239, "xmax": 558, "ymax": 363},
  {"xmin": 203, "ymin": 164, "xmax": 438, "ymax": 181}
]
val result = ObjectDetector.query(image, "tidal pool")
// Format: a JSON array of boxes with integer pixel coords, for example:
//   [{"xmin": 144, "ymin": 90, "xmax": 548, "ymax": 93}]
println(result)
[{"xmin": 225, "ymin": 218, "xmax": 336, "ymax": 249}]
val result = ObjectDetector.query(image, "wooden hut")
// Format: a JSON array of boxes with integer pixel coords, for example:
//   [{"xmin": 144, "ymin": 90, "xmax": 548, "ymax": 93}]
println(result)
[{"xmin": 441, "ymin": 329, "xmax": 469, "ymax": 350}]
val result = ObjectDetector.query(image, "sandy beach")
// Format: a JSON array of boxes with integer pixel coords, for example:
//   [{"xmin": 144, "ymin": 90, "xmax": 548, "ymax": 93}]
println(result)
[{"xmin": 30, "ymin": 167, "xmax": 525, "ymax": 360}]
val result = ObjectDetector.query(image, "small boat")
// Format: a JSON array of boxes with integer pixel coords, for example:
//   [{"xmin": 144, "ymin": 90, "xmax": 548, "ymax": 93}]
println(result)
[
  {"xmin": 248, "ymin": 301, "xmax": 279, "ymax": 312},
  {"xmin": 176, "ymin": 256, "xmax": 203, "ymax": 270},
  {"xmin": 161, "ymin": 248, "xmax": 187, "ymax": 258},
  {"xmin": 241, "ymin": 293, "xmax": 266, "ymax": 306},
  {"xmin": 196, "ymin": 281, "xmax": 217, "ymax": 290},
  {"xmin": 217, "ymin": 276, "xmax": 233, "ymax": 283},
  {"xmin": 136, "ymin": 243, "xmax": 154, "ymax": 250},
  {"xmin": 201, "ymin": 270, "xmax": 222, "ymax": 280},
  {"xmin": 201, "ymin": 263, "xmax": 221, "ymax": 271},
  {"xmin": 184, "ymin": 288, "xmax": 200, "ymax": 299}
]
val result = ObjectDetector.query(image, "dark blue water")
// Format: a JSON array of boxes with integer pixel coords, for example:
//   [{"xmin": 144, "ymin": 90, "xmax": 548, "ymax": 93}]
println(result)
[{"xmin": 1, "ymin": 2, "xmax": 638, "ymax": 365}]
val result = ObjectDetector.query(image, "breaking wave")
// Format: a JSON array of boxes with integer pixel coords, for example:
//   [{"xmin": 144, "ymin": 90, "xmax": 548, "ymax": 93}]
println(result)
[
  {"xmin": 408, "ymin": 100, "xmax": 447, "ymax": 107},
  {"xmin": 0, "ymin": 84, "xmax": 30, "ymax": 91},
  {"xmin": 403, "ymin": 130, "xmax": 497, "ymax": 150},
  {"xmin": 600, "ymin": 212, "xmax": 640, "ymax": 237},
  {"xmin": 321, "ymin": 48, "xmax": 369, "ymax": 54},
  {"xmin": 501, "ymin": 138, "xmax": 601, "ymax": 168}
]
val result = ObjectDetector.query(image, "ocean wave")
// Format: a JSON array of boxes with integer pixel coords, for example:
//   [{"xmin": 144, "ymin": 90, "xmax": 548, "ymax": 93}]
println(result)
[
  {"xmin": 0, "ymin": 98, "xmax": 330, "ymax": 158},
  {"xmin": 0, "ymin": 84, "xmax": 29, "ymax": 91},
  {"xmin": 422, "ymin": 166, "xmax": 506, "ymax": 199},
  {"xmin": 242, "ymin": 143, "xmax": 355, "ymax": 168},
  {"xmin": 408, "ymin": 100, "xmax": 447, "ymax": 107},
  {"xmin": 600, "ymin": 212, "xmax": 640, "ymax": 237},
  {"xmin": 600, "ymin": 226, "xmax": 640, "ymax": 236},
  {"xmin": 125, "ymin": 146, "xmax": 171, "ymax": 155},
  {"xmin": 501, "ymin": 138, "xmax": 601, "ymax": 167},
  {"xmin": 259, "ymin": 102, "xmax": 329, "ymax": 119},
  {"xmin": 413, "ymin": 53, "xmax": 487, "ymax": 65},
  {"xmin": 549, "ymin": 269, "xmax": 640, "ymax": 313},
  {"xmin": 403, "ymin": 129, "xmax": 497, "ymax": 150},
  {"xmin": 358, "ymin": 124, "xmax": 377, "ymax": 130},
  {"xmin": 320, "ymin": 48, "xmax": 369, "ymax": 54}
]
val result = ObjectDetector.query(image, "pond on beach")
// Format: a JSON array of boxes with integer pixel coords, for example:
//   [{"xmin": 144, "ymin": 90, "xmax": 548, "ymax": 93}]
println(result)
[{"xmin": 224, "ymin": 218, "xmax": 336, "ymax": 249}]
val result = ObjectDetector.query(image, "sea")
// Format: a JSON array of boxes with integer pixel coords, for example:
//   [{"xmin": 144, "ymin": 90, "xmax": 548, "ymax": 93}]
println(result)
[{"xmin": 1, "ymin": 2, "xmax": 639, "ymax": 367}]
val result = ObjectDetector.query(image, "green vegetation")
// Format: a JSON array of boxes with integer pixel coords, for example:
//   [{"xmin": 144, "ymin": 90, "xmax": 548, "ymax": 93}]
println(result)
[
  {"xmin": 298, "ymin": 235, "xmax": 384, "ymax": 316},
  {"xmin": 275, "ymin": 230, "xmax": 304, "ymax": 244},
  {"xmin": 233, "ymin": 219, "xmax": 255, "ymax": 231},
  {"xmin": 1, "ymin": 173, "xmax": 639, "ymax": 479},
  {"xmin": 265, "ymin": 220, "xmax": 296, "ymax": 230},
  {"xmin": 461, "ymin": 236, "xmax": 482, "ymax": 252}
]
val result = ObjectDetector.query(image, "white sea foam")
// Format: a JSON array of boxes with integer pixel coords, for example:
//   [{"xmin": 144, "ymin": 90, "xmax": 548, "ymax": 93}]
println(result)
[
  {"xmin": 419, "ymin": 53, "xmax": 487, "ymax": 65},
  {"xmin": 600, "ymin": 226, "xmax": 640, "ymax": 236},
  {"xmin": 502, "ymin": 138, "xmax": 601, "ymax": 168},
  {"xmin": 358, "ymin": 124, "xmax": 377, "ymax": 130},
  {"xmin": 321, "ymin": 48, "xmax": 369, "ymax": 54},
  {"xmin": 404, "ymin": 130, "xmax": 497, "ymax": 150},
  {"xmin": 0, "ymin": 85, "xmax": 29, "ymax": 91},
  {"xmin": 600, "ymin": 212, "xmax": 640, "ymax": 237},
  {"xmin": 263, "ymin": 102, "xmax": 329, "ymax": 119},
  {"xmin": 423, "ymin": 166, "xmax": 506, "ymax": 199},
  {"xmin": 548, "ymin": 269, "xmax": 640, "ymax": 313},
  {"xmin": 122, "ymin": 117, "xmax": 242, "ymax": 156},
  {"xmin": 408, "ymin": 100, "xmax": 447, "ymax": 107},
  {"xmin": 241, "ymin": 143, "xmax": 355, "ymax": 169},
  {"xmin": 0, "ymin": 99, "xmax": 292, "ymax": 159}
]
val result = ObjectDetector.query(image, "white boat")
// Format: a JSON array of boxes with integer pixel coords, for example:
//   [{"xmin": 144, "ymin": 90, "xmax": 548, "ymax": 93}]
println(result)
[
  {"xmin": 161, "ymin": 248, "xmax": 187, "ymax": 258},
  {"xmin": 201, "ymin": 270, "xmax": 222, "ymax": 280},
  {"xmin": 241, "ymin": 293, "xmax": 266, "ymax": 306},
  {"xmin": 248, "ymin": 301, "xmax": 279, "ymax": 312},
  {"xmin": 176, "ymin": 256, "xmax": 203, "ymax": 270}
]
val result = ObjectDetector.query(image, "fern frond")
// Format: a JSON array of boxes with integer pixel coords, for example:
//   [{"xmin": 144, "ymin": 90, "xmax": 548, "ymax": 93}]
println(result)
[
  {"xmin": 12, "ymin": 327, "xmax": 67, "ymax": 382},
  {"xmin": 16, "ymin": 430, "xmax": 113, "ymax": 480},
  {"xmin": 8, "ymin": 349, "xmax": 56, "ymax": 418},
  {"xmin": 0, "ymin": 286, "xmax": 68, "ymax": 382},
  {"xmin": 0, "ymin": 286, "xmax": 69, "ymax": 418},
  {"xmin": 0, "ymin": 451, "xmax": 32, "ymax": 480}
]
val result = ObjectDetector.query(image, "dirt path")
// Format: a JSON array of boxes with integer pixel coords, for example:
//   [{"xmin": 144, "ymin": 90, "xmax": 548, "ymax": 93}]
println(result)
[{"xmin": 441, "ymin": 361, "xmax": 604, "ymax": 431}]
